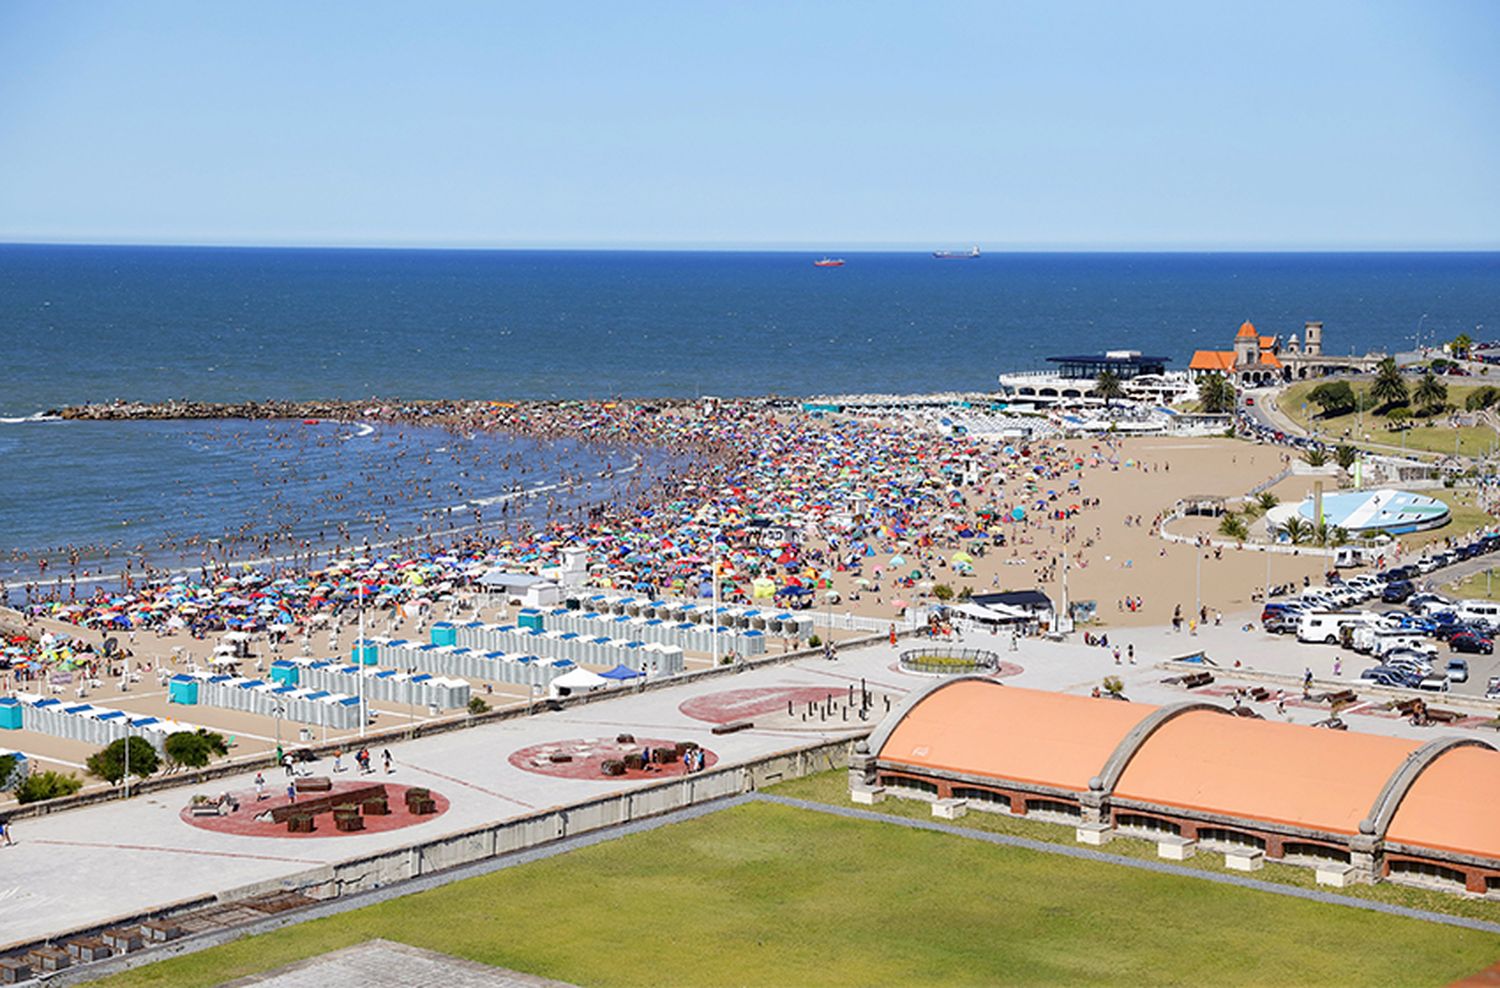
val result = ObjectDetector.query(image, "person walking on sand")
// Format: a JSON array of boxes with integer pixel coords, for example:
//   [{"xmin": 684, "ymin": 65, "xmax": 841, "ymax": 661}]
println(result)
[{"xmin": 254, "ymin": 772, "xmax": 266, "ymax": 801}]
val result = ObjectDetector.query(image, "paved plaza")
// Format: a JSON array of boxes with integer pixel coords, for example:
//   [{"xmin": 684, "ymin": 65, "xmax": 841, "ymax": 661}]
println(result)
[
  {"xmin": 224, "ymin": 939, "xmax": 576, "ymax": 987},
  {"xmin": 2, "ymin": 608, "xmax": 1496, "ymax": 950}
]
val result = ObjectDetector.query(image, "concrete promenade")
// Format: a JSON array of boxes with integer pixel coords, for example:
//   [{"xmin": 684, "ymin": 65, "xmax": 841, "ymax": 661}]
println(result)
[{"xmin": 2, "ymin": 618, "xmax": 1495, "ymax": 950}]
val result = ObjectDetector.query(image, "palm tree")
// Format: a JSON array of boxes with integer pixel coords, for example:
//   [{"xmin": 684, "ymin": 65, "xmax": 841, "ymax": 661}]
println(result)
[
  {"xmin": 1452, "ymin": 332, "xmax": 1474, "ymax": 360},
  {"xmin": 1094, "ymin": 370, "xmax": 1125, "ymax": 406},
  {"xmin": 1218, "ymin": 513, "xmax": 1248, "ymax": 541},
  {"xmin": 1334, "ymin": 444, "xmax": 1359, "ymax": 471},
  {"xmin": 1279, "ymin": 516, "xmax": 1310, "ymax": 545},
  {"xmin": 1413, "ymin": 371, "xmax": 1448, "ymax": 415},
  {"xmin": 1256, "ymin": 491, "xmax": 1279, "ymax": 512},
  {"xmin": 1197, "ymin": 373, "xmax": 1236, "ymax": 413},
  {"xmin": 1302, "ymin": 447, "xmax": 1329, "ymax": 467},
  {"xmin": 1465, "ymin": 386, "xmax": 1499, "ymax": 412},
  {"xmin": 1370, "ymin": 357, "xmax": 1408, "ymax": 411}
]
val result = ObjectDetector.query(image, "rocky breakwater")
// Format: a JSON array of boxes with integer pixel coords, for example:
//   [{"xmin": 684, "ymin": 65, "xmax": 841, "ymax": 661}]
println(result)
[{"xmin": 53, "ymin": 398, "xmax": 461, "ymax": 421}]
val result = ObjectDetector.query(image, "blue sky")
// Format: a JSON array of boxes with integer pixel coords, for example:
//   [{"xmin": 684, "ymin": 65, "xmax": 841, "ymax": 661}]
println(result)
[{"xmin": 1, "ymin": 2, "xmax": 1497, "ymax": 249}]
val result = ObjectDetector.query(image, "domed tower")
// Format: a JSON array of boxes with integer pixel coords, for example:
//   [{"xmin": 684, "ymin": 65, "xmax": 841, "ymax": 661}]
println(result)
[
  {"xmin": 1304, "ymin": 321, "xmax": 1323, "ymax": 356},
  {"xmin": 1286, "ymin": 333, "xmax": 1301, "ymax": 355}
]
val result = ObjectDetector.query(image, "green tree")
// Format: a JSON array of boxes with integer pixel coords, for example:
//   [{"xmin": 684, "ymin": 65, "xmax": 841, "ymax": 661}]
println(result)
[
  {"xmin": 468, "ymin": 696, "xmax": 491, "ymax": 715},
  {"xmin": 87, "ymin": 736, "xmax": 159, "ymax": 786},
  {"xmin": 1279, "ymin": 516, "xmax": 1310, "ymax": 545},
  {"xmin": 1256, "ymin": 491, "xmax": 1280, "ymax": 512},
  {"xmin": 1452, "ymin": 332, "xmax": 1473, "ymax": 360},
  {"xmin": 1197, "ymin": 373, "xmax": 1236, "ymax": 414},
  {"xmin": 1465, "ymin": 386, "xmax": 1500, "ymax": 412},
  {"xmin": 1094, "ymin": 370, "xmax": 1125, "ymax": 405},
  {"xmin": 0, "ymin": 753, "xmax": 16, "ymax": 790},
  {"xmin": 931, "ymin": 583, "xmax": 955, "ymax": 602},
  {"xmin": 1386, "ymin": 406, "xmax": 1411, "ymax": 429},
  {"xmin": 1217, "ymin": 513, "xmax": 1248, "ymax": 541},
  {"xmin": 1413, "ymin": 371, "xmax": 1448, "ymax": 415},
  {"xmin": 15, "ymin": 770, "xmax": 83, "ymax": 804},
  {"xmin": 163, "ymin": 729, "xmax": 228, "ymax": 770},
  {"xmin": 1101, "ymin": 675, "xmax": 1125, "ymax": 697},
  {"xmin": 1307, "ymin": 380, "xmax": 1356, "ymax": 417},
  {"xmin": 1302, "ymin": 447, "xmax": 1329, "ymax": 468},
  {"xmin": 1334, "ymin": 445, "xmax": 1359, "ymax": 471},
  {"xmin": 1370, "ymin": 358, "xmax": 1409, "ymax": 411}
]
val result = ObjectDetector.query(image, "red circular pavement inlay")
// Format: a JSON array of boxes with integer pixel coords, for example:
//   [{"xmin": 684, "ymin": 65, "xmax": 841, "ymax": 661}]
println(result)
[
  {"xmin": 679, "ymin": 686, "xmax": 854, "ymax": 724},
  {"xmin": 509, "ymin": 737, "xmax": 718, "ymax": 781},
  {"xmin": 180, "ymin": 780, "xmax": 449, "ymax": 838}
]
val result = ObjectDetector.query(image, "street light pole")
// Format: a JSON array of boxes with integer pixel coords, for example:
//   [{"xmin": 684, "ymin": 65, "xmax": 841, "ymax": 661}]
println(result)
[
  {"xmin": 358, "ymin": 580, "xmax": 366, "ymax": 739},
  {"xmin": 122, "ymin": 721, "xmax": 131, "ymax": 800}
]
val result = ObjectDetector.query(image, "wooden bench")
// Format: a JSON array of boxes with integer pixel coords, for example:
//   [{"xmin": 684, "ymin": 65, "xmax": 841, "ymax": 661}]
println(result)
[
  {"xmin": 267, "ymin": 784, "xmax": 387, "ymax": 824},
  {"xmin": 1321, "ymin": 689, "xmax": 1357, "ymax": 706},
  {"xmin": 102, "ymin": 928, "xmax": 143, "ymax": 954},
  {"xmin": 65, "ymin": 938, "xmax": 113, "ymax": 963},
  {"xmin": 711, "ymin": 720, "xmax": 754, "ymax": 735},
  {"xmin": 0, "ymin": 958, "xmax": 32, "ymax": 984},
  {"xmin": 141, "ymin": 920, "xmax": 183, "ymax": 943},
  {"xmin": 24, "ymin": 947, "xmax": 68, "ymax": 973},
  {"xmin": 294, "ymin": 776, "xmax": 333, "ymax": 793}
]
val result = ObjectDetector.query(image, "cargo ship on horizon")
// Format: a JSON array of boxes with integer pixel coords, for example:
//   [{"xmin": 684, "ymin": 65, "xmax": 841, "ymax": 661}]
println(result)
[
  {"xmin": 933, "ymin": 246, "xmax": 981, "ymax": 259},
  {"xmin": 813, "ymin": 257, "xmax": 845, "ymax": 267}
]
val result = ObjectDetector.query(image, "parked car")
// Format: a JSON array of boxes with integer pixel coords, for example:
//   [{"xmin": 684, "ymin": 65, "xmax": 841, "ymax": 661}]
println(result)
[
  {"xmin": 1446, "ymin": 658, "xmax": 1470, "ymax": 683},
  {"xmin": 1487, "ymin": 676, "xmax": 1500, "ymax": 701},
  {"xmin": 1449, "ymin": 631, "xmax": 1494, "ymax": 655},
  {"xmin": 1382, "ymin": 580, "xmax": 1415, "ymax": 604}
]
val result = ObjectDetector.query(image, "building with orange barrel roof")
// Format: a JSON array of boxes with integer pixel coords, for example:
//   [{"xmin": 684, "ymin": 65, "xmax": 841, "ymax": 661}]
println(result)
[{"xmin": 850, "ymin": 677, "xmax": 1499, "ymax": 895}]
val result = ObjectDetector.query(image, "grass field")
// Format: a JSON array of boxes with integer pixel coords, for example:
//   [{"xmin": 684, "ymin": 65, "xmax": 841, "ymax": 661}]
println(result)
[
  {"xmin": 1279, "ymin": 380, "xmax": 1497, "ymax": 458},
  {"xmin": 95, "ymin": 798, "xmax": 1498, "ymax": 988},
  {"xmin": 1447, "ymin": 567, "xmax": 1500, "ymax": 601}
]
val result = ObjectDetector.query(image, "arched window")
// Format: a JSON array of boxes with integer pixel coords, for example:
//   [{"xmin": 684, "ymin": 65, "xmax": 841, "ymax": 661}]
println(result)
[
  {"xmin": 1197, "ymin": 827, "xmax": 1266, "ymax": 852},
  {"xmin": 952, "ymin": 786, "xmax": 1011, "ymax": 811},
  {"xmin": 1115, "ymin": 813, "xmax": 1181, "ymax": 838}
]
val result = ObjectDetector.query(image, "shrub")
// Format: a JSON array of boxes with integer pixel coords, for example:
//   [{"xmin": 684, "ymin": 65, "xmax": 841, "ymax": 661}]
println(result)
[
  {"xmin": 15, "ymin": 770, "xmax": 83, "ymax": 804},
  {"xmin": 0, "ymin": 754, "xmax": 16, "ymax": 790},
  {"xmin": 1102, "ymin": 676, "xmax": 1125, "ymax": 697},
  {"xmin": 467, "ymin": 696, "xmax": 490, "ymax": 715},
  {"xmin": 601, "ymin": 759, "xmax": 626, "ymax": 777},
  {"xmin": 808, "ymin": 634, "xmax": 822, "ymax": 648},
  {"xmin": 87, "ymin": 736, "xmax": 159, "ymax": 785},
  {"xmin": 164, "ymin": 729, "xmax": 228, "ymax": 770},
  {"xmin": 932, "ymin": 584, "xmax": 955, "ymax": 602}
]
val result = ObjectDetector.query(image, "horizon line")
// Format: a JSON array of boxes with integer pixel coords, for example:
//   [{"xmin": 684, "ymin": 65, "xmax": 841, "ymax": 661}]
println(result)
[{"xmin": 3, "ymin": 239, "xmax": 1500, "ymax": 255}]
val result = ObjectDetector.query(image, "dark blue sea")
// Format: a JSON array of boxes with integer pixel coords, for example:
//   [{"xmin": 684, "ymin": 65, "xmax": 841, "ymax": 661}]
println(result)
[{"xmin": 1, "ymin": 246, "xmax": 1496, "ymax": 584}]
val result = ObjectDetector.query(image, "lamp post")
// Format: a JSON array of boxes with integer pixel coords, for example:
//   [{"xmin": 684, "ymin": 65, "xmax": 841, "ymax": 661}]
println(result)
[
  {"xmin": 122, "ymin": 719, "xmax": 134, "ymax": 800},
  {"xmin": 1416, "ymin": 313, "xmax": 1428, "ymax": 353},
  {"xmin": 357, "ymin": 580, "xmax": 366, "ymax": 739}
]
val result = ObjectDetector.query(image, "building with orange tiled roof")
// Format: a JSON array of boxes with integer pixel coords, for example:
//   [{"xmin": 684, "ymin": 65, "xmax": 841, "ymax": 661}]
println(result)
[
  {"xmin": 851, "ymin": 677, "xmax": 1499, "ymax": 895},
  {"xmin": 1188, "ymin": 319, "xmax": 1382, "ymax": 387}
]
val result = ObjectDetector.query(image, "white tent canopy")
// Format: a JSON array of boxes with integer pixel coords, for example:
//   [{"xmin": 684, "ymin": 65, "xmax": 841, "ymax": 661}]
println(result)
[{"xmin": 549, "ymin": 667, "xmax": 609, "ymax": 693}]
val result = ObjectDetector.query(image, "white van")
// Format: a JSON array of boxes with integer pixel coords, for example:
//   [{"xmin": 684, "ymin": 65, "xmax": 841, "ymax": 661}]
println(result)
[
  {"xmin": 1372, "ymin": 632, "xmax": 1437, "ymax": 658},
  {"xmin": 1457, "ymin": 600, "xmax": 1500, "ymax": 624},
  {"xmin": 1297, "ymin": 612, "xmax": 1365, "ymax": 645}
]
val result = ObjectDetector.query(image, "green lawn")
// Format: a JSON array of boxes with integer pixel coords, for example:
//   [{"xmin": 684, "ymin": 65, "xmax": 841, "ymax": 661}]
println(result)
[
  {"xmin": 1447, "ymin": 567, "xmax": 1500, "ymax": 602},
  {"xmin": 1279, "ymin": 380, "xmax": 1497, "ymax": 457},
  {"xmin": 774, "ymin": 771, "xmax": 1500, "ymax": 925},
  {"xmin": 96, "ymin": 799, "xmax": 1497, "ymax": 988}
]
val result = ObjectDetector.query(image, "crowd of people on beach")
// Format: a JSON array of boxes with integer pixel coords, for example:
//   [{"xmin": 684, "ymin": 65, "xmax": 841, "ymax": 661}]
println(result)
[{"xmin": 4, "ymin": 397, "xmax": 1169, "ymax": 680}]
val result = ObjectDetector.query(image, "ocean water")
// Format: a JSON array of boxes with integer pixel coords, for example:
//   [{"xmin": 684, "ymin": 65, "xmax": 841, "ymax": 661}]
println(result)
[
  {"xmin": 2, "ymin": 246, "xmax": 1497, "ymax": 417},
  {"xmin": 0, "ymin": 418, "xmax": 661, "ymax": 586},
  {"xmin": 1, "ymin": 246, "xmax": 1496, "ymax": 582}
]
